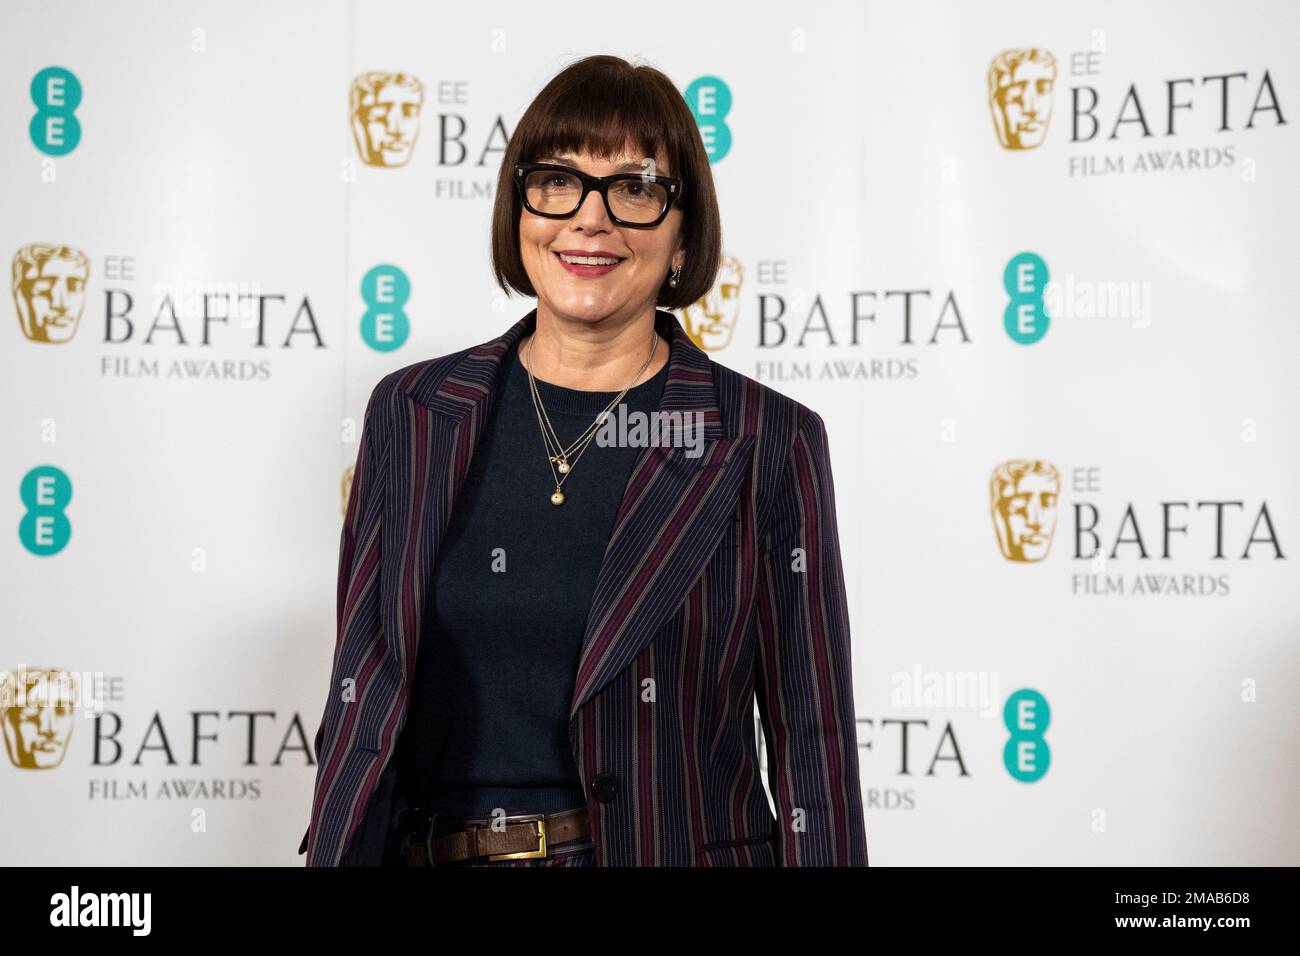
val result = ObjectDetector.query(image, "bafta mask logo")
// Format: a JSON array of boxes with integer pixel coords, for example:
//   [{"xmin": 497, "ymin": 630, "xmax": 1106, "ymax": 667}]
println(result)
[
  {"xmin": 341, "ymin": 463, "xmax": 354, "ymax": 518},
  {"xmin": 12, "ymin": 243, "xmax": 90, "ymax": 343},
  {"xmin": 990, "ymin": 459, "xmax": 1059, "ymax": 562},
  {"xmin": 1, "ymin": 667, "xmax": 77, "ymax": 770},
  {"xmin": 679, "ymin": 253, "xmax": 743, "ymax": 351},
  {"xmin": 350, "ymin": 71, "xmax": 424, "ymax": 168},
  {"xmin": 988, "ymin": 48, "xmax": 1057, "ymax": 150}
]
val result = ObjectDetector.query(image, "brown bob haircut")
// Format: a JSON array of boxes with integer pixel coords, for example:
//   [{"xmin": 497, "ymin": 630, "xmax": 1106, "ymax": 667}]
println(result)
[{"xmin": 491, "ymin": 55, "xmax": 722, "ymax": 311}]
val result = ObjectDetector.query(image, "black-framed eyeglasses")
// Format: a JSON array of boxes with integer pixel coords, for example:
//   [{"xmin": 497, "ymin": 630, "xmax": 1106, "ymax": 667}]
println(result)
[{"xmin": 513, "ymin": 161, "xmax": 685, "ymax": 228}]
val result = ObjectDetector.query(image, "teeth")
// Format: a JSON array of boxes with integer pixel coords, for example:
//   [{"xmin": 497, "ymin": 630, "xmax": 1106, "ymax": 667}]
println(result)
[{"xmin": 559, "ymin": 253, "xmax": 622, "ymax": 266}]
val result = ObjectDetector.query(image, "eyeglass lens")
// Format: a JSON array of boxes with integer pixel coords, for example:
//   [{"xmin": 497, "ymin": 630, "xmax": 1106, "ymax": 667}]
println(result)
[{"xmin": 523, "ymin": 169, "xmax": 668, "ymax": 223}]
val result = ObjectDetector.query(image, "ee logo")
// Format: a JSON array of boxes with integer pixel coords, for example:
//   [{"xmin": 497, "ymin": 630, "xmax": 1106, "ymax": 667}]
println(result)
[
  {"xmin": 360, "ymin": 264, "xmax": 410, "ymax": 352},
  {"xmin": 20, "ymin": 465, "xmax": 72, "ymax": 556},
  {"xmin": 31, "ymin": 66, "xmax": 82, "ymax": 156},
  {"xmin": 684, "ymin": 75, "xmax": 731, "ymax": 163},
  {"xmin": 1003, "ymin": 688, "xmax": 1051, "ymax": 782},
  {"xmin": 1003, "ymin": 251, "xmax": 1050, "ymax": 344}
]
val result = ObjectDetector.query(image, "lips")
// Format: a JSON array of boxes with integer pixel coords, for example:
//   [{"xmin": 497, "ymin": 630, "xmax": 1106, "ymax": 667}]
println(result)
[
  {"xmin": 554, "ymin": 250, "xmax": 624, "ymax": 277},
  {"xmin": 554, "ymin": 248, "xmax": 625, "ymax": 259}
]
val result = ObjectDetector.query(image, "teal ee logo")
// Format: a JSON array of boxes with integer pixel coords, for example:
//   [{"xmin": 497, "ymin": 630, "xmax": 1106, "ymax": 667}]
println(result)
[
  {"xmin": 1003, "ymin": 252, "xmax": 1050, "ymax": 344},
  {"xmin": 360, "ymin": 264, "xmax": 410, "ymax": 351},
  {"xmin": 30, "ymin": 67, "xmax": 82, "ymax": 156},
  {"xmin": 19, "ymin": 465, "xmax": 72, "ymax": 556},
  {"xmin": 684, "ymin": 76, "xmax": 732, "ymax": 162},
  {"xmin": 1003, "ymin": 687, "xmax": 1050, "ymax": 782}
]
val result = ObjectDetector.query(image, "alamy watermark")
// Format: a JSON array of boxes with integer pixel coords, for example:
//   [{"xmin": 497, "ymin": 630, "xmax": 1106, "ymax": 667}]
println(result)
[
  {"xmin": 1043, "ymin": 273, "xmax": 1154, "ymax": 328},
  {"xmin": 889, "ymin": 664, "xmax": 1001, "ymax": 718},
  {"xmin": 593, "ymin": 405, "xmax": 706, "ymax": 458}
]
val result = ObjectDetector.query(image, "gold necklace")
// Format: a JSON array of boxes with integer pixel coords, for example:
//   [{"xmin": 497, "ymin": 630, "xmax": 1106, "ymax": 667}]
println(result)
[{"xmin": 523, "ymin": 327, "xmax": 658, "ymax": 506}]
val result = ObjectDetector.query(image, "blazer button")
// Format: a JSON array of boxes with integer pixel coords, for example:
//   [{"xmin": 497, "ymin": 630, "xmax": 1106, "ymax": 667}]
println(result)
[{"xmin": 590, "ymin": 772, "xmax": 618, "ymax": 803}]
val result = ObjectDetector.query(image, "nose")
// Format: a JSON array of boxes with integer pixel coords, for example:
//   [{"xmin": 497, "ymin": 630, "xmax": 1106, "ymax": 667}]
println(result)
[
  {"xmin": 1025, "ymin": 497, "xmax": 1043, "ymax": 528},
  {"xmin": 570, "ymin": 185, "xmax": 615, "ymax": 230}
]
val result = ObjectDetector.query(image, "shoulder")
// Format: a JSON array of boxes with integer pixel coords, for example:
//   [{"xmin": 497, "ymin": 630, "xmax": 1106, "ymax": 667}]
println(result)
[
  {"xmin": 708, "ymin": 357, "xmax": 828, "ymax": 453},
  {"xmin": 362, "ymin": 344, "xmax": 477, "ymax": 417},
  {"xmin": 706, "ymin": 359, "xmax": 838, "ymax": 540}
]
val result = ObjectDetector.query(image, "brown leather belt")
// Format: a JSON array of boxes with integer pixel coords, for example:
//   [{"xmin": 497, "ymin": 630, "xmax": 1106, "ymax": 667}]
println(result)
[{"xmin": 404, "ymin": 807, "xmax": 589, "ymax": 866}]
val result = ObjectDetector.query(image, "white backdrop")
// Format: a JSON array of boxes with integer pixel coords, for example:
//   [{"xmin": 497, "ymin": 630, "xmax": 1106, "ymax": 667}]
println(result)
[{"xmin": 2, "ymin": 0, "xmax": 1297, "ymax": 865}]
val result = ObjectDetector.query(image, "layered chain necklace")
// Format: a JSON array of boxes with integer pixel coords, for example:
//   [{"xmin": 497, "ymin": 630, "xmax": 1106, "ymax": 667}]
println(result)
[{"xmin": 523, "ymin": 327, "xmax": 659, "ymax": 506}]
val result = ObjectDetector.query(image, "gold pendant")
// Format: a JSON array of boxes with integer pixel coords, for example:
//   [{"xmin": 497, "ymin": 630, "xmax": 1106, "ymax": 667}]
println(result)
[{"xmin": 550, "ymin": 488, "xmax": 565, "ymax": 506}]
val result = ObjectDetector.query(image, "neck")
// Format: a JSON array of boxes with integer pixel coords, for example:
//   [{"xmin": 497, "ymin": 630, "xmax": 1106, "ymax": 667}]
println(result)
[{"xmin": 519, "ymin": 304, "xmax": 669, "ymax": 391}]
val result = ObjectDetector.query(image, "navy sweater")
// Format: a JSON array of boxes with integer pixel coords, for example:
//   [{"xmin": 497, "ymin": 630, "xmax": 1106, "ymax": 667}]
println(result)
[{"xmin": 397, "ymin": 332, "xmax": 670, "ymax": 817}]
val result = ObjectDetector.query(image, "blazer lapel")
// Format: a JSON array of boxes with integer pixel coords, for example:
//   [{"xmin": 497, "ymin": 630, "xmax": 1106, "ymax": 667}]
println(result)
[
  {"xmin": 381, "ymin": 312, "xmax": 533, "ymax": 682},
  {"xmin": 568, "ymin": 319, "xmax": 755, "ymax": 718},
  {"xmin": 390, "ymin": 308, "xmax": 756, "ymax": 721}
]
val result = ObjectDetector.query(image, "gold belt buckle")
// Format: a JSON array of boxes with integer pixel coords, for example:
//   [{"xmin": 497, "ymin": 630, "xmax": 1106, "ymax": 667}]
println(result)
[{"xmin": 484, "ymin": 813, "xmax": 548, "ymax": 861}]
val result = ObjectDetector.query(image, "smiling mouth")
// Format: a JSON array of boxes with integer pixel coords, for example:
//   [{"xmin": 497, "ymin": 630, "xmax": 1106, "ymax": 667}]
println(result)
[
  {"xmin": 554, "ymin": 251, "xmax": 626, "ymax": 275},
  {"xmin": 555, "ymin": 251, "xmax": 624, "ymax": 264}
]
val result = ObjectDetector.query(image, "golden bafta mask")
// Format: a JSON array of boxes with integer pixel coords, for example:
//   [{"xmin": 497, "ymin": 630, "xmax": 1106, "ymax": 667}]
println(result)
[
  {"xmin": 990, "ymin": 460, "xmax": 1060, "ymax": 562},
  {"xmin": 350, "ymin": 71, "xmax": 424, "ymax": 168},
  {"xmin": 679, "ymin": 253, "xmax": 743, "ymax": 351},
  {"xmin": 12, "ymin": 244, "xmax": 90, "ymax": 344},
  {"xmin": 341, "ymin": 463, "xmax": 354, "ymax": 518},
  {"xmin": 1, "ymin": 667, "xmax": 77, "ymax": 770},
  {"xmin": 988, "ymin": 48, "xmax": 1057, "ymax": 150}
]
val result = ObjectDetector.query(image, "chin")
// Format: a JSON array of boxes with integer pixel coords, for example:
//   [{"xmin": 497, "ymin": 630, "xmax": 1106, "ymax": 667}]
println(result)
[{"xmin": 549, "ymin": 296, "xmax": 620, "ymax": 319}]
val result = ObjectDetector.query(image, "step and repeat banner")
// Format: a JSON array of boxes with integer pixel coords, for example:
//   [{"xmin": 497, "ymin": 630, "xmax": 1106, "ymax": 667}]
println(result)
[{"xmin": 3, "ymin": 0, "xmax": 1296, "ymax": 865}]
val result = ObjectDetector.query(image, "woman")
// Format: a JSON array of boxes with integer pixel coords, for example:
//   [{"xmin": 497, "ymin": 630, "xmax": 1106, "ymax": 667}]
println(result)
[{"xmin": 302, "ymin": 54, "xmax": 867, "ymax": 867}]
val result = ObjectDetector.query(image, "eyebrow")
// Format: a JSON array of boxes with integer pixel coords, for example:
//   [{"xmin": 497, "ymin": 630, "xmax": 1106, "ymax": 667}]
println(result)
[{"xmin": 540, "ymin": 154, "xmax": 651, "ymax": 173}]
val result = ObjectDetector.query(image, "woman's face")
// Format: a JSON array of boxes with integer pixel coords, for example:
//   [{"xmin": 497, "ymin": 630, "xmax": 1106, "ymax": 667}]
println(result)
[{"xmin": 519, "ymin": 143, "xmax": 685, "ymax": 327}]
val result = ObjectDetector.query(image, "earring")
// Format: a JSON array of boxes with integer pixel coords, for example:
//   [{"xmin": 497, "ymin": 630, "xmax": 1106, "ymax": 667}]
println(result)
[{"xmin": 668, "ymin": 264, "xmax": 682, "ymax": 288}]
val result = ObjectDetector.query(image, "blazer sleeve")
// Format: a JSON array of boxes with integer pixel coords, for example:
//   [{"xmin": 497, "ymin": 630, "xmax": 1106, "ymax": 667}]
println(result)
[
  {"xmin": 752, "ymin": 410, "xmax": 868, "ymax": 866},
  {"xmin": 300, "ymin": 380, "xmax": 389, "ymax": 859}
]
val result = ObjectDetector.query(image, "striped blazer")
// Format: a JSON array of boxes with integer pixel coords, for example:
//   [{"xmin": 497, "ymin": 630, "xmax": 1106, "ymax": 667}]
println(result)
[{"xmin": 301, "ymin": 307, "xmax": 867, "ymax": 866}]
